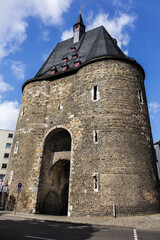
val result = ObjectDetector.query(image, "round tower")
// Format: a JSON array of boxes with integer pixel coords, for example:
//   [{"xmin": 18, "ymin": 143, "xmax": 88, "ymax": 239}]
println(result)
[{"xmin": 5, "ymin": 14, "xmax": 160, "ymax": 216}]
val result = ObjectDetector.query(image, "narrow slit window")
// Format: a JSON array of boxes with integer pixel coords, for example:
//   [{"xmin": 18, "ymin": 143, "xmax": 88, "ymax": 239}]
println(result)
[
  {"xmin": 58, "ymin": 103, "xmax": 63, "ymax": 110},
  {"xmin": 138, "ymin": 90, "xmax": 143, "ymax": 104},
  {"xmin": 21, "ymin": 110, "xmax": 24, "ymax": 116},
  {"xmin": 93, "ymin": 175, "xmax": 98, "ymax": 192},
  {"xmin": 93, "ymin": 130, "xmax": 98, "ymax": 144},
  {"xmin": 94, "ymin": 86, "xmax": 97, "ymax": 100},
  {"xmin": 92, "ymin": 86, "xmax": 99, "ymax": 101}
]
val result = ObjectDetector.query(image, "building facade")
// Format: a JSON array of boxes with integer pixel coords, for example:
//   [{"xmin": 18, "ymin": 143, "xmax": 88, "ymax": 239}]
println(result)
[
  {"xmin": 0, "ymin": 130, "xmax": 14, "ymax": 182},
  {"xmin": 5, "ymin": 14, "xmax": 160, "ymax": 216},
  {"xmin": 154, "ymin": 140, "xmax": 160, "ymax": 180}
]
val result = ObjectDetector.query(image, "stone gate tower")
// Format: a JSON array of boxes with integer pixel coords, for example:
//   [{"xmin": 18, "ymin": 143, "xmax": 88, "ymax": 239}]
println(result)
[{"xmin": 6, "ymin": 14, "xmax": 160, "ymax": 216}]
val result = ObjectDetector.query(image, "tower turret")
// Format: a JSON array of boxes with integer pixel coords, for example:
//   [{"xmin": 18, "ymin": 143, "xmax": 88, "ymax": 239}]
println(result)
[{"xmin": 73, "ymin": 13, "xmax": 85, "ymax": 43}]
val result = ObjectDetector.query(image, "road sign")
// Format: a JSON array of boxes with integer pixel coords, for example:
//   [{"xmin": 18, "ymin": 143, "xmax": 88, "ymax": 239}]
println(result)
[{"xmin": 18, "ymin": 183, "xmax": 22, "ymax": 188}]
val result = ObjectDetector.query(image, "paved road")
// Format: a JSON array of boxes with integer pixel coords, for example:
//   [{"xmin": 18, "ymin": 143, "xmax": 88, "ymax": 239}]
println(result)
[{"xmin": 0, "ymin": 217, "xmax": 160, "ymax": 240}]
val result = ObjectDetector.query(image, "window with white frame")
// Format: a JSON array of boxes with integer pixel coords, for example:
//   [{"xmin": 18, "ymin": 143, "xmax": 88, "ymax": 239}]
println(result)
[
  {"xmin": 93, "ymin": 173, "xmax": 98, "ymax": 192},
  {"xmin": 93, "ymin": 130, "xmax": 98, "ymax": 144},
  {"xmin": 6, "ymin": 143, "xmax": 11, "ymax": 148},
  {"xmin": 92, "ymin": 86, "xmax": 100, "ymax": 101},
  {"xmin": 8, "ymin": 133, "xmax": 13, "ymax": 138},
  {"xmin": 138, "ymin": 89, "xmax": 143, "ymax": 104}
]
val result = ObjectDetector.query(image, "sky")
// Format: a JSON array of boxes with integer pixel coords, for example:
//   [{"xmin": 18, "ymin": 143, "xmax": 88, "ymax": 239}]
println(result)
[{"xmin": 0, "ymin": 0, "xmax": 159, "ymax": 142}]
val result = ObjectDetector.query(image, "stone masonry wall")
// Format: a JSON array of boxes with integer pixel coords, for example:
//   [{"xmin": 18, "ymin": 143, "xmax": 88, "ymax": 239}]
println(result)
[{"xmin": 5, "ymin": 59, "xmax": 160, "ymax": 216}]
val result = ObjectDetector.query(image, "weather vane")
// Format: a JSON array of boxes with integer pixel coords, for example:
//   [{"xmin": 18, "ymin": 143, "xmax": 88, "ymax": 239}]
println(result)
[{"xmin": 79, "ymin": 2, "xmax": 84, "ymax": 14}]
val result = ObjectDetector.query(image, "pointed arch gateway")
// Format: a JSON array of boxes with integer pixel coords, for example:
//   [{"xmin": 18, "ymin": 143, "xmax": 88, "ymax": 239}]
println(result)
[{"xmin": 36, "ymin": 128, "xmax": 72, "ymax": 215}]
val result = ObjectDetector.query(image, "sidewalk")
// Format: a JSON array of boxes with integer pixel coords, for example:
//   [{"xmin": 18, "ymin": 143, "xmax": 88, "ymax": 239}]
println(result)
[{"xmin": 0, "ymin": 211, "xmax": 160, "ymax": 230}]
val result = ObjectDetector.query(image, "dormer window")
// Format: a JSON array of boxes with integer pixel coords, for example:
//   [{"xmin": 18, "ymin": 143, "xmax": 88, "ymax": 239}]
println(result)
[
  {"xmin": 71, "ymin": 47, "xmax": 76, "ymax": 51},
  {"xmin": 50, "ymin": 66, "xmax": 56, "ymax": 75},
  {"xmin": 62, "ymin": 62, "xmax": 68, "ymax": 71},
  {"xmin": 74, "ymin": 61, "xmax": 80, "ymax": 68},
  {"xmin": 62, "ymin": 56, "xmax": 68, "ymax": 63},
  {"xmin": 51, "ymin": 70, "xmax": 55, "ymax": 75},
  {"xmin": 62, "ymin": 66, "xmax": 67, "ymax": 71},
  {"xmin": 72, "ymin": 53, "xmax": 78, "ymax": 60},
  {"xmin": 75, "ymin": 25, "xmax": 79, "ymax": 30}
]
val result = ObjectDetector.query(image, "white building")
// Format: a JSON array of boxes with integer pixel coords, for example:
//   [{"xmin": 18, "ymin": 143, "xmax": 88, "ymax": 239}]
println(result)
[
  {"xmin": 154, "ymin": 140, "xmax": 160, "ymax": 180},
  {"xmin": 0, "ymin": 130, "xmax": 15, "ymax": 182}
]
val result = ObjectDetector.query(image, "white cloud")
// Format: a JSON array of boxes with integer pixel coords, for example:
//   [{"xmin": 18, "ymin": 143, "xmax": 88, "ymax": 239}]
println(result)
[
  {"xmin": 61, "ymin": 28, "xmax": 73, "ymax": 41},
  {"xmin": 0, "ymin": 0, "xmax": 73, "ymax": 59},
  {"xmin": 41, "ymin": 30, "xmax": 50, "ymax": 42},
  {"xmin": 111, "ymin": 0, "xmax": 134, "ymax": 11},
  {"xmin": 149, "ymin": 102, "xmax": 160, "ymax": 114},
  {"xmin": 11, "ymin": 61, "xmax": 26, "ymax": 81},
  {"xmin": 0, "ymin": 100, "xmax": 19, "ymax": 130},
  {"xmin": 61, "ymin": 11, "xmax": 136, "ymax": 52},
  {"xmin": 86, "ymin": 12, "xmax": 136, "ymax": 50},
  {"xmin": 0, "ymin": 75, "xmax": 19, "ymax": 130},
  {"xmin": 0, "ymin": 75, "xmax": 14, "ymax": 93}
]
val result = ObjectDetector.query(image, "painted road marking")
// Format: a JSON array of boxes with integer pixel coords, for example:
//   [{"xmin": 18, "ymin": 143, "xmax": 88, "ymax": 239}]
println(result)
[
  {"xmin": 48, "ymin": 224, "xmax": 60, "ymax": 227},
  {"xmin": 25, "ymin": 236, "xmax": 55, "ymax": 240},
  {"xmin": 133, "ymin": 229, "xmax": 138, "ymax": 240},
  {"xmin": 29, "ymin": 222, "xmax": 39, "ymax": 224}
]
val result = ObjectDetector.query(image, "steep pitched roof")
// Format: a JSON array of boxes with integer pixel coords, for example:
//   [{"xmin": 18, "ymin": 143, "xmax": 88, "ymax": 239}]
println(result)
[
  {"xmin": 35, "ymin": 26, "xmax": 126, "ymax": 79},
  {"xmin": 22, "ymin": 17, "xmax": 144, "ymax": 90},
  {"xmin": 74, "ymin": 13, "xmax": 85, "ymax": 27}
]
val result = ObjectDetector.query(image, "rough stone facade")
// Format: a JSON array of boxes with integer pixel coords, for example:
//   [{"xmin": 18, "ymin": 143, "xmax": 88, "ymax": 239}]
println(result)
[{"xmin": 6, "ymin": 59, "xmax": 160, "ymax": 216}]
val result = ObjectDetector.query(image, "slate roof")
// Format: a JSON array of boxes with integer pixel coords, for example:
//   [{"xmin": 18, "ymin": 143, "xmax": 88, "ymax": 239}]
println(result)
[
  {"xmin": 22, "ymin": 15, "xmax": 145, "ymax": 90},
  {"xmin": 35, "ymin": 26, "xmax": 126, "ymax": 79}
]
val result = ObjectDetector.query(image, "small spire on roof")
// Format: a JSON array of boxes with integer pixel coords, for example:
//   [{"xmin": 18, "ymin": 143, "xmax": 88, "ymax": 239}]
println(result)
[{"xmin": 73, "ymin": 13, "xmax": 85, "ymax": 43}]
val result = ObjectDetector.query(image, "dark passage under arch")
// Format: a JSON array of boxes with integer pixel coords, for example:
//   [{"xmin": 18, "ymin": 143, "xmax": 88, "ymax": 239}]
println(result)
[{"xmin": 37, "ymin": 128, "xmax": 71, "ymax": 216}]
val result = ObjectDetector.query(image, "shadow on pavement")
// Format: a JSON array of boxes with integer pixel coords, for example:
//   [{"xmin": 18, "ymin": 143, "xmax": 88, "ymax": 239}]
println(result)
[{"xmin": 0, "ymin": 217, "xmax": 100, "ymax": 240}]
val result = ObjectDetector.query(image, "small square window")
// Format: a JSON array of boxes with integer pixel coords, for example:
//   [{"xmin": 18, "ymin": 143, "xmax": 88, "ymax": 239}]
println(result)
[
  {"xmin": 1, "ymin": 164, "xmax": 7, "ymax": 169},
  {"xmin": 4, "ymin": 153, "xmax": 9, "ymax": 158},
  {"xmin": 6, "ymin": 143, "xmax": 11, "ymax": 148},
  {"xmin": 8, "ymin": 133, "xmax": 13, "ymax": 138}
]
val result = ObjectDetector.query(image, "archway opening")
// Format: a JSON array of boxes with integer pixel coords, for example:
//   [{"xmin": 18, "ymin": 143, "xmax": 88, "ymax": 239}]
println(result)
[{"xmin": 37, "ymin": 128, "xmax": 71, "ymax": 216}]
